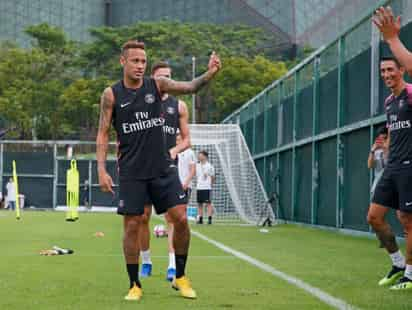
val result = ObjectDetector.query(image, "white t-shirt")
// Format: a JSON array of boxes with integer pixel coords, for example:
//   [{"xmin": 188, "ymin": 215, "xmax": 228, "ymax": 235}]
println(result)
[
  {"xmin": 6, "ymin": 182, "xmax": 16, "ymax": 202},
  {"xmin": 196, "ymin": 161, "xmax": 215, "ymax": 190},
  {"xmin": 178, "ymin": 149, "xmax": 196, "ymax": 188}
]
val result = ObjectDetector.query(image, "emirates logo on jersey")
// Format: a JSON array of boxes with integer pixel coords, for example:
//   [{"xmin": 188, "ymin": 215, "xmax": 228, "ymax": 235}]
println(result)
[
  {"xmin": 167, "ymin": 107, "xmax": 175, "ymax": 115},
  {"xmin": 145, "ymin": 94, "xmax": 155, "ymax": 104}
]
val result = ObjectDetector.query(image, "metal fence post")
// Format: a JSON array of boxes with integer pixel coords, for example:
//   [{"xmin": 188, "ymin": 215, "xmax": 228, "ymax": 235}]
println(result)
[
  {"xmin": 311, "ymin": 57, "xmax": 320, "ymax": 224},
  {"xmin": 52, "ymin": 143, "xmax": 58, "ymax": 209},
  {"xmin": 0, "ymin": 144, "xmax": 3, "ymax": 193},
  {"xmin": 88, "ymin": 160, "xmax": 92, "ymax": 208},
  {"xmin": 336, "ymin": 37, "xmax": 345, "ymax": 228},
  {"xmin": 291, "ymin": 71, "xmax": 298, "ymax": 221}
]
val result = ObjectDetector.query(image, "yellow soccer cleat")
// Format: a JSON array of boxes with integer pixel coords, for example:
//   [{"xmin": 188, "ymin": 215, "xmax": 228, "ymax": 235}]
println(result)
[
  {"xmin": 390, "ymin": 277, "xmax": 412, "ymax": 290},
  {"xmin": 124, "ymin": 283, "xmax": 142, "ymax": 301},
  {"xmin": 172, "ymin": 276, "xmax": 197, "ymax": 299},
  {"xmin": 378, "ymin": 266, "xmax": 404, "ymax": 286}
]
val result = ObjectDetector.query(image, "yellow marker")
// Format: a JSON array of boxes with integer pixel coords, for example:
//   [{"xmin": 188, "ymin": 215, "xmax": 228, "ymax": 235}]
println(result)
[
  {"xmin": 66, "ymin": 159, "xmax": 79, "ymax": 221},
  {"xmin": 12, "ymin": 160, "xmax": 20, "ymax": 220}
]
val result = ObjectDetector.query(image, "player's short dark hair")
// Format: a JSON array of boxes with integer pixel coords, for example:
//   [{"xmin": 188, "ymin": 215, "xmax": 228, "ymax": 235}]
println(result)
[
  {"xmin": 151, "ymin": 61, "xmax": 171, "ymax": 75},
  {"xmin": 121, "ymin": 40, "xmax": 145, "ymax": 56},
  {"xmin": 381, "ymin": 56, "xmax": 402, "ymax": 69},
  {"xmin": 376, "ymin": 126, "xmax": 388, "ymax": 136},
  {"xmin": 199, "ymin": 150, "xmax": 209, "ymax": 158}
]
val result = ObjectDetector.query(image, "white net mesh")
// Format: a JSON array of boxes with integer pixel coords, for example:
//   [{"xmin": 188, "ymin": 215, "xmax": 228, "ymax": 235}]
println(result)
[{"xmin": 188, "ymin": 124, "xmax": 273, "ymax": 224}]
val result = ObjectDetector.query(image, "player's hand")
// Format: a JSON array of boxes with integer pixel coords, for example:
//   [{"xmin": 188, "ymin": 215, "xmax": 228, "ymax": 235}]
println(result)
[
  {"xmin": 98, "ymin": 169, "xmax": 114, "ymax": 194},
  {"xmin": 372, "ymin": 6, "xmax": 401, "ymax": 42},
  {"xmin": 169, "ymin": 148, "xmax": 178, "ymax": 160},
  {"xmin": 182, "ymin": 183, "xmax": 188, "ymax": 190},
  {"xmin": 208, "ymin": 51, "xmax": 222, "ymax": 75}
]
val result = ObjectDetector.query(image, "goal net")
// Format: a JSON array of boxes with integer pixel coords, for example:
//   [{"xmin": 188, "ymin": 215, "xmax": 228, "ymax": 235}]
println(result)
[{"xmin": 188, "ymin": 124, "xmax": 274, "ymax": 224}]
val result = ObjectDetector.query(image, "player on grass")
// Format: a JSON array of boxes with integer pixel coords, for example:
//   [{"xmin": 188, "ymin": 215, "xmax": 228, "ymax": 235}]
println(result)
[
  {"xmin": 371, "ymin": 6, "xmax": 412, "ymax": 290},
  {"xmin": 96, "ymin": 41, "xmax": 221, "ymax": 300},
  {"xmin": 196, "ymin": 150, "xmax": 215, "ymax": 225},
  {"xmin": 366, "ymin": 56, "xmax": 412, "ymax": 290},
  {"xmin": 139, "ymin": 62, "xmax": 193, "ymax": 281}
]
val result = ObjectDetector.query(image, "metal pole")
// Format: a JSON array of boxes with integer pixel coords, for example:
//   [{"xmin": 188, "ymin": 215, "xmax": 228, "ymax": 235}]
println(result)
[
  {"xmin": 52, "ymin": 143, "xmax": 58, "ymax": 209},
  {"xmin": 192, "ymin": 56, "xmax": 196, "ymax": 124},
  {"xmin": 88, "ymin": 160, "xmax": 92, "ymax": 209},
  {"xmin": 0, "ymin": 144, "xmax": 3, "ymax": 193}
]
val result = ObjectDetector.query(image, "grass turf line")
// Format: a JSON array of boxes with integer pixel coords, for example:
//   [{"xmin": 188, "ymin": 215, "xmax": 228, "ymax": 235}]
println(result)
[{"xmin": 0, "ymin": 211, "xmax": 328, "ymax": 310}]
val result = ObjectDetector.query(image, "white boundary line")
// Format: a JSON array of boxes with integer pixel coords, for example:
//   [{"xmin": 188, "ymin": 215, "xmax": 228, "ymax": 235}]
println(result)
[{"xmin": 192, "ymin": 230, "xmax": 360, "ymax": 310}]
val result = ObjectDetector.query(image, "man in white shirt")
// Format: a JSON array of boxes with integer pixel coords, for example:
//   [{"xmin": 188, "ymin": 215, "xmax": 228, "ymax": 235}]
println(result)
[
  {"xmin": 177, "ymin": 133, "xmax": 196, "ymax": 199},
  {"xmin": 196, "ymin": 150, "xmax": 215, "ymax": 224},
  {"xmin": 6, "ymin": 178, "xmax": 16, "ymax": 211}
]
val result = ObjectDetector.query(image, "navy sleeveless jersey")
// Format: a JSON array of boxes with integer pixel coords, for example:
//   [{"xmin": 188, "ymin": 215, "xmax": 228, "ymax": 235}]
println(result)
[
  {"xmin": 162, "ymin": 96, "xmax": 179, "ymax": 150},
  {"xmin": 111, "ymin": 78, "xmax": 170, "ymax": 180},
  {"xmin": 385, "ymin": 83, "xmax": 412, "ymax": 169}
]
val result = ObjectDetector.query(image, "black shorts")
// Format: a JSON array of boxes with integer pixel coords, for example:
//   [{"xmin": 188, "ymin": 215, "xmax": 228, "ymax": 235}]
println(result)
[
  {"xmin": 372, "ymin": 167, "xmax": 412, "ymax": 213},
  {"xmin": 197, "ymin": 190, "xmax": 211, "ymax": 204},
  {"xmin": 144, "ymin": 188, "xmax": 192, "ymax": 206},
  {"xmin": 118, "ymin": 168, "xmax": 188, "ymax": 216}
]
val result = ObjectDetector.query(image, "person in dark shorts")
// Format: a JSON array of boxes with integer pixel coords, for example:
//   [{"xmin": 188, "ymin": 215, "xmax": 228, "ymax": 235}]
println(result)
[
  {"xmin": 96, "ymin": 41, "xmax": 221, "ymax": 300},
  {"xmin": 196, "ymin": 150, "xmax": 215, "ymax": 224},
  {"xmin": 139, "ymin": 62, "xmax": 192, "ymax": 281},
  {"xmin": 367, "ymin": 56, "xmax": 412, "ymax": 290}
]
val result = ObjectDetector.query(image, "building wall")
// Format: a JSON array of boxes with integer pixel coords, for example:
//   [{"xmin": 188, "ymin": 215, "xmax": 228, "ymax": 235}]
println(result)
[{"xmin": 0, "ymin": 0, "xmax": 105, "ymax": 45}]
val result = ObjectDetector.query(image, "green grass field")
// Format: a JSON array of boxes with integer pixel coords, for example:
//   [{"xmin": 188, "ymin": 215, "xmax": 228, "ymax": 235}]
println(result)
[{"xmin": 0, "ymin": 211, "xmax": 411, "ymax": 309}]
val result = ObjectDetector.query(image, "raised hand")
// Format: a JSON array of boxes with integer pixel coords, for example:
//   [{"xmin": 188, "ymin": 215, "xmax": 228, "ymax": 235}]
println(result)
[
  {"xmin": 373, "ymin": 6, "xmax": 401, "ymax": 42},
  {"xmin": 208, "ymin": 51, "xmax": 222, "ymax": 75}
]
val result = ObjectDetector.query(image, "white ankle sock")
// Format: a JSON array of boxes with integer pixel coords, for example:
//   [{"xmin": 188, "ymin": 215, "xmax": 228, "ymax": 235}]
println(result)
[
  {"xmin": 168, "ymin": 252, "xmax": 176, "ymax": 269},
  {"xmin": 141, "ymin": 250, "xmax": 152, "ymax": 265},
  {"xmin": 389, "ymin": 250, "xmax": 405, "ymax": 268},
  {"xmin": 405, "ymin": 265, "xmax": 412, "ymax": 280}
]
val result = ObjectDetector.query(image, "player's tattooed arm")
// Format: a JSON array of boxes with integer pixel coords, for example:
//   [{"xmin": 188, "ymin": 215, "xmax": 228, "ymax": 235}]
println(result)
[
  {"xmin": 96, "ymin": 87, "xmax": 115, "ymax": 194},
  {"xmin": 155, "ymin": 52, "xmax": 221, "ymax": 96}
]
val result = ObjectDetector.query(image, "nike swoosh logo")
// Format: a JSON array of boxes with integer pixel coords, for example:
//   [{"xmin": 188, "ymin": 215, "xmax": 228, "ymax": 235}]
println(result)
[
  {"xmin": 120, "ymin": 102, "xmax": 131, "ymax": 108},
  {"xmin": 179, "ymin": 194, "xmax": 186, "ymax": 199},
  {"xmin": 406, "ymin": 202, "xmax": 412, "ymax": 207}
]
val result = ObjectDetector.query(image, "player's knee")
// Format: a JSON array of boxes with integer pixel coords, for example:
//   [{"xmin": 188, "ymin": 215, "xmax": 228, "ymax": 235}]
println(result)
[
  {"xmin": 367, "ymin": 212, "xmax": 384, "ymax": 227},
  {"xmin": 399, "ymin": 213, "xmax": 412, "ymax": 231},
  {"xmin": 125, "ymin": 216, "xmax": 142, "ymax": 234},
  {"xmin": 172, "ymin": 214, "xmax": 188, "ymax": 231},
  {"xmin": 141, "ymin": 213, "xmax": 150, "ymax": 225}
]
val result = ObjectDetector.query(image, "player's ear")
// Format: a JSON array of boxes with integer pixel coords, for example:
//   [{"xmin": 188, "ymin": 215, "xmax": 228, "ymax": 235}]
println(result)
[{"xmin": 120, "ymin": 55, "xmax": 126, "ymax": 67}]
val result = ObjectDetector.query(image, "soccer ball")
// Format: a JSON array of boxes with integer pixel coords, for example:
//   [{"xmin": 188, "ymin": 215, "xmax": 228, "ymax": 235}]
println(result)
[{"xmin": 153, "ymin": 224, "xmax": 168, "ymax": 238}]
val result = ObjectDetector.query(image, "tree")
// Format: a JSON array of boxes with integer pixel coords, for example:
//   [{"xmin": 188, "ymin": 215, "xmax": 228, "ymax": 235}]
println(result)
[
  {"xmin": 209, "ymin": 56, "xmax": 287, "ymax": 121},
  {"xmin": 81, "ymin": 21, "xmax": 289, "ymax": 122},
  {"xmin": 59, "ymin": 77, "xmax": 112, "ymax": 140}
]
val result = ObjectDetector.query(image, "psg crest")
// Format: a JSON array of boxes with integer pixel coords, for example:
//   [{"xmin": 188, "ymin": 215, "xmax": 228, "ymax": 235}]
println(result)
[
  {"xmin": 167, "ymin": 107, "xmax": 175, "ymax": 114},
  {"xmin": 145, "ymin": 94, "xmax": 155, "ymax": 104}
]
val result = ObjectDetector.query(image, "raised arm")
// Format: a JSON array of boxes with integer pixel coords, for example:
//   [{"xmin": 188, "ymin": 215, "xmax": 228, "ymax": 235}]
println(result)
[
  {"xmin": 155, "ymin": 52, "xmax": 221, "ymax": 96},
  {"xmin": 373, "ymin": 7, "xmax": 412, "ymax": 76},
  {"xmin": 96, "ymin": 87, "xmax": 115, "ymax": 194}
]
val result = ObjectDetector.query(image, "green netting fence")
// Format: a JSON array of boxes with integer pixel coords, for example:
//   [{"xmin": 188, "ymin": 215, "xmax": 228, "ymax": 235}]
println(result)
[{"xmin": 223, "ymin": 0, "xmax": 412, "ymax": 234}]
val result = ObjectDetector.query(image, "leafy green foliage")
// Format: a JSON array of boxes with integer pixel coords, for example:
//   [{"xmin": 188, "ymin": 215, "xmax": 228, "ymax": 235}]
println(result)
[{"xmin": 0, "ymin": 22, "xmax": 293, "ymax": 139}]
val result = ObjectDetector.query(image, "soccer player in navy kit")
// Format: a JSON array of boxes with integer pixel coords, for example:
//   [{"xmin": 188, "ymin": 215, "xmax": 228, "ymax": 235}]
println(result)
[
  {"xmin": 96, "ymin": 41, "xmax": 221, "ymax": 300},
  {"xmin": 139, "ymin": 61, "xmax": 191, "ymax": 281},
  {"xmin": 372, "ymin": 6, "xmax": 412, "ymax": 290}
]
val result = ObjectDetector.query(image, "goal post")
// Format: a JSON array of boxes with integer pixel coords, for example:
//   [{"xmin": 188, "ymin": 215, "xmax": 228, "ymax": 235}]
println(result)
[{"xmin": 188, "ymin": 124, "xmax": 274, "ymax": 225}]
